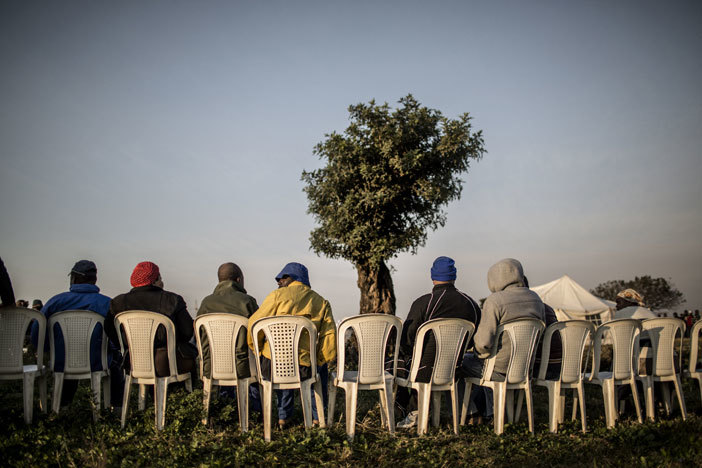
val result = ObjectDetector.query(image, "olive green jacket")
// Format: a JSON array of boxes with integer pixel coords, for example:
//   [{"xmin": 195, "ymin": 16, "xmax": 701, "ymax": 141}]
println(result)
[{"xmin": 197, "ymin": 280, "xmax": 258, "ymax": 378}]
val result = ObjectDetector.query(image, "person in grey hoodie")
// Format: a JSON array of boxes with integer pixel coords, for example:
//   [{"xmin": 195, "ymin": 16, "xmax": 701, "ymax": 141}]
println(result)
[{"xmin": 461, "ymin": 258, "xmax": 545, "ymax": 420}]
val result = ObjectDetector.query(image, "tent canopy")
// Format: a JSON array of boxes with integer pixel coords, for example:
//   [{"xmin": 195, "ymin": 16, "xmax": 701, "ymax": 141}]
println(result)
[{"xmin": 531, "ymin": 275, "xmax": 613, "ymax": 322}]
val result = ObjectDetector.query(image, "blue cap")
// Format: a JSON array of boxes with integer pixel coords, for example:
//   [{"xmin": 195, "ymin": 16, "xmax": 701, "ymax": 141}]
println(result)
[
  {"xmin": 275, "ymin": 262, "xmax": 310, "ymax": 287},
  {"xmin": 431, "ymin": 256, "xmax": 456, "ymax": 281}
]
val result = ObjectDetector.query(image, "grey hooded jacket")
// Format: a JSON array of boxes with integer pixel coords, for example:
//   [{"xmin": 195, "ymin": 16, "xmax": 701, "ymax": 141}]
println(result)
[{"xmin": 473, "ymin": 258, "xmax": 545, "ymax": 374}]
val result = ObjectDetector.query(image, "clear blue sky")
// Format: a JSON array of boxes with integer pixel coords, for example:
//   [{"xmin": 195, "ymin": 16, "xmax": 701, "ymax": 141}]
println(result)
[{"xmin": 2, "ymin": 0, "xmax": 700, "ymax": 320}]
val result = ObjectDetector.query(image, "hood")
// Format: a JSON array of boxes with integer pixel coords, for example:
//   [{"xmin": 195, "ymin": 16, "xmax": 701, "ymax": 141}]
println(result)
[{"xmin": 487, "ymin": 258, "xmax": 526, "ymax": 293}]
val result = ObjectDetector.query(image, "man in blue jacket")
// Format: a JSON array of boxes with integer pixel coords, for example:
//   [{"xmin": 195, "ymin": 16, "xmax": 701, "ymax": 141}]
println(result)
[{"xmin": 31, "ymin": 260, "xmax": 123, "ymax": 408}]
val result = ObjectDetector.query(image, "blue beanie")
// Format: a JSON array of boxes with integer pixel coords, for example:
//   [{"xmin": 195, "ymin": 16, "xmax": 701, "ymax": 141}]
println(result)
[
  {"xmin": 275, "ymin": 262, "xmax": 310, "ymax": 287},
  {"xmin": 431, "ymin": 256, "xmax": 456, "ymax": 281}
]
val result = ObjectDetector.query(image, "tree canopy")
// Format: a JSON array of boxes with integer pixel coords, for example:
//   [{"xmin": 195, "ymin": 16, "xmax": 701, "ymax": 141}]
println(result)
[
  {"xmin": 302, "ymin": 94, "xmax": 485, "ymax": 268},
  {"xmin": 302, "ymin": 94, "xmax": 485, "ymax": 314},
  {"xmin": 590, "ymin": 275, "xmax": 685, "ymax": 311}
]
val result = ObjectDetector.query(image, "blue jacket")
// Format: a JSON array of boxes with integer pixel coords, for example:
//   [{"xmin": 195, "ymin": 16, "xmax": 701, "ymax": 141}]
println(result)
[{"xmin": 30, "ymin": 284, "xmax": 117, "ymax": 372}]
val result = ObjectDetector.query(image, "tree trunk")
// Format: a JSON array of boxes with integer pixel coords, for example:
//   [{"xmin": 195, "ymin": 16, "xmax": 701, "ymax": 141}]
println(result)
[{"xmin": 356, "ymin": 261, "xmax": 396, "ymax": 315}]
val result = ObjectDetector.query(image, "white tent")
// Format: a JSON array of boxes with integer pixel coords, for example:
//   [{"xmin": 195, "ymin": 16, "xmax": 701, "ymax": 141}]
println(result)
[{"xmin": 531, "ymin": 275, "xmax": 613, "ymax": 324}]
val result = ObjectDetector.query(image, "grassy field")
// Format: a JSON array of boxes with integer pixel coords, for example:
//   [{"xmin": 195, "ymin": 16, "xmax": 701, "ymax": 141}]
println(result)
[{"xmin": 1, "ymin": 370, "xmax": 700, "ymax": 468}]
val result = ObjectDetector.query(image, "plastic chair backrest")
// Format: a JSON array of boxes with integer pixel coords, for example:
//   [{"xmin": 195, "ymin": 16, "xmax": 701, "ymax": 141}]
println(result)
[
  {"xmin": 251, "ymin": 316, "xmax": 318, "ymax": 385},
  {"xmin": 0, "ymin": 307, "xmax": 45, "ymax": 373},
  {"xmin": 114, "ymin": 310, "xmax": 178, "ymax": 379},
  {"xmin": 592, "ymin": 318, "xmax": 641, "ymax": 380},
  {"xmin": 194, "ymin": 313, "xmax": 249, "ymax": 381},
  {"xmin": 409, "ymin": 318, "xmax": 474, "ymax": 386},
  {"xmin": 48, "ymin": 310, "xmax": 107, "ymax": 374},
  {"xmin": 538, "ymin": 320, "xmax": 594, "ymax": 384},
  {"xmin": 691, "ymin": 320, "xmax": 702, "ymax": 373},
  {"xmin": 484, "ymin": 318, "xmax": 544, "ymax": 384},
  {"xmin": 337, "ymin": 314, "xmax": 402, "ymax": 385},
  {"xmin": 641, "ymin": 318, "xmax": 684, "ymax": 377}
]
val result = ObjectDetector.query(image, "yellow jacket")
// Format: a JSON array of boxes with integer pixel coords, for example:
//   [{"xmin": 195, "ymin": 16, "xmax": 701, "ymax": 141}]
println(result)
[{"xmin": 247, "ymin": 281, "xmax": 337, "ymax": 367}]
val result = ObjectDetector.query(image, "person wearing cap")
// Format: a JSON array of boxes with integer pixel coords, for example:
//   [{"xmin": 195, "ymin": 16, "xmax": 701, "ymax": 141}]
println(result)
[
  {"xmin": 396, "ymin": 256, "xmax": 482, "ymax": 429},
  {"xmin": 247, "ymin": 262, "xmax": 336, "ymax": 428},
  {"xmin": 29, "ymin": 260, "xmax": 123, "ymax": 408},
  {"xmin": 32, "ymin": 299, "xmax": 43, "ymax": 311},
  {"xmin": 105, "ymin": 261, "xmax": 197, "ymax": 379},
  {"xmin": 197, "ymin": 262, "xmax": 258, "ymax": 388},
  {"xmin": 461, "ymin": 258, "xmax": 545, "ymax": 423}
]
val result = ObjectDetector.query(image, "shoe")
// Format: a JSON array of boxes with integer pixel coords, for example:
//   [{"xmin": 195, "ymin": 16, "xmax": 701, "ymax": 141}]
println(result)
[
  {"xmin": 396, "ymin": 411, "xmax": 418, "ymax": 429},
  {"xmin": 278, "ymin": 419, "xmax": 288, "ymax": 429}
]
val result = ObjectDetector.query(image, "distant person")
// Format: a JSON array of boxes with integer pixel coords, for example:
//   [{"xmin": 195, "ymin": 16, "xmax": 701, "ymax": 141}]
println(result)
[
  {"xmin": 614, "ymin": 289, "xmax": 655, "ymax": 320},
  {"xmin": 15, "ymin": 299, "xmax": 29, "ymax": 308},
  {"xmin": 247, "ymin": 262, "xmax": 336, "ymax": 428},
  {"xmin": 684, "ymin": 312, "xmax": 694, "ymax": 338},
  {"xmin": 105, "ymin": 261, "xmax": 198, "ymax": 379},
  {"xmin": 29, "ymin": 260, "xmax": 123, "ymax": 407},
  {"xmin": 197, "ymin": 262, "xmax": 258, "ymax": 392},
  {"xmin": 0, "ymin": 256, "xmax": 15, "ymax": 307},
  {"xmin": 462, "ymin": 258, "xmax": 545, "ymax": 423},
  {"xmin": 32, "ymin": 299, "xmax": 43, "ymax": 311},
  {"xmin": 396, "ymin": 256, "xmax": 481, "ymax": 429}
]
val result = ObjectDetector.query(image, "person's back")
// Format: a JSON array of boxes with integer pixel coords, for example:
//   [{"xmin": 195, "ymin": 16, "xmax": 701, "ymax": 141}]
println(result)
[
  {"xmin": 474, "ymin": 258, "xmax": 545, "ymax": 375},
  {"xmin": 197, "ymin": 262, "xmax": 258, "ymax": 379}
]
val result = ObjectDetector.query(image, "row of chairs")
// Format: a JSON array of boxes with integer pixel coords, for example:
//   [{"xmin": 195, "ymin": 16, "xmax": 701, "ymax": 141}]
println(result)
[{"xmin": 1, "ymin": 307, "xmax": 701, "ymax": 440}]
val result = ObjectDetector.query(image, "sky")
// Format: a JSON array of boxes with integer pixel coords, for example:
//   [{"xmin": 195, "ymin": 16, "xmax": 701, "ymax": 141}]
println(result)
[{"xmin": 1, "ymin": 0, "xmax": 700, "ymax": 321}]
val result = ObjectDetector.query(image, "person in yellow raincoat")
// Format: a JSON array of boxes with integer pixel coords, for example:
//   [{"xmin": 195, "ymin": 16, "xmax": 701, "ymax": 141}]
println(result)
[{"xmin": 248, "ymin": 262, "xmax": 336, "ymax": 427}]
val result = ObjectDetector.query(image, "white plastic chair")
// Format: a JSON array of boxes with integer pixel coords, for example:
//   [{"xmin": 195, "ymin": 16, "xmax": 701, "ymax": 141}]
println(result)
[
  {"xmin": 114, "ymin": 310, "xmax": 193, "ymax": 431},
  {"xmin": 327, "ymin": 314, "xmax": 401, "ymax": 439},
  {"xmin": 685, "ymin": 320, "xmax": 702, "ymax": 404},
  {"xmin": 636, "ymin": 318, "xmax": 687, "ymax": 421},
  {"xmin": 396, "ymin": 318, "xmax": 475, "ymax": 435},
  {"xmin": 251, "ymin": 316, "xmax": 327, "ymax": 442},
  {"xmin": 194, "ymin": 313, "xmax": 257, "ymax": 430},
  {"xmin": 462, "ymin": 318, "xmax": 544, "ymax": 435},
  {"xmin": 534, "ymin": 320, "xmax": 595, "ymax": 432},
  {"xmin": 0, "ymin": 307, "xmax": 48, "ymax": 424},
  {"xmin": 48, "ymin": 310, "xmax": 110, "ymax": 421},
  {"xmin": 584, "ymin": 318, "xmax": 643, "ymax": 428}
]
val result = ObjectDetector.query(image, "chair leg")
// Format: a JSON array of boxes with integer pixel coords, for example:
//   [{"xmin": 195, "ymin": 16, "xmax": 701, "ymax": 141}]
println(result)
[
  {"xmin": 629, "ymin": 380, "xmax": 643, "ymax": 423},
  {"xmin": 202, "ymin": 378, "xmax": 212, "ymax": 425},
  {"xmin": 378, "ymin": 387, "xmax": 388, "ymax": 429},
  {"xmin": 39, "ymin": 373, "xmax": 48, "ymax": 414},
  {"xmin": 449, "ymin": 383, "xmax": 460, "ymax": 435},
  {"xmin": 262, "ymin": 382, "xmax": 272, "ymax": 442},
  {"xmin": 431, "ymin": 391, "xmax": 441, "ymax": 428},
  {"xmin": 345, "ymin": 385, "xmax": 358, "ymax": 439},
  {"xmin": 602, "ymin": 381, "xmax": 616, "ymax": 428},
  {"xmin": 23, "ymin": 373, "xmax": 36, "ymax": 424},
  {"xmin": 460, "ymin": 380, "xmax": 473, "ymax": 425},
  {"xmin": 313, "ymin": 378, "xmax": 327, "ymax": 428},
  {"xmin": 572, "ymin": 393, "xmax": 578, "ymax": 421},
  {"xmin": 327, "ymin": 384, "xmax": 338, "ymax": 427},
  {"xmin": 557, "ymin": 390, "xmax": 566, "ymax": 425},
  {"xmin": 138, "ymin": 384, "xmax": 146, "ymax": 411},
  {"xmin": 52, "ymin": 373, "xmax": 64, "ymax": 414},
  {"xmin": 383, "ymin": 380, "xmax": 396, "ymax": 434},
  {"xmin": 300, "ymin": 381, "xmax": 313, "ymax": 429},
  {"xmin": 121, "ymin": 376, "xmax": 132, "ymax": 429},
  {"xmin": 90, "ymin": 372, "xmax": 101, "ymax": 421},
  {"xmin": 494, "ymin": 383, "xmax": 506, "ymax": 435},
  {"xmin": 417, "ymin": 384, "xmax": 432, "ymax": 436},
  {"xmin": 661, "ymin": 382, "xmax": 672, "ymax": 416},
  {"xmin": 236, "ymin": 381, "xmax": 250, "ymax": 432},
  {"xmin": 154, "ymin": 378, "xmax": 167, "ymax": 431},
  {"xmin": 546, "ymin": 383, "xmax": 558, "ymax": 433},
  {"xmin": 672, "ymin": 375, "xmax": 687, "ymax": 420},
  {"xmin": 525, "ymin": 385, "xmax": 535, "ymax": 434},
  {"xmin": 641, "ymin": 377, "xmax": 655, "ymax": 421},
  {"xmin": 577, "ymin": 385, "xmax": 587, "ymax": 433}
]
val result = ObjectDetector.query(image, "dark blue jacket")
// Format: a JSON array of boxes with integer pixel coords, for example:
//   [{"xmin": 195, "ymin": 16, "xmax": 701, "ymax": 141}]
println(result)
[{"xmin": 30, "ymin": 284, "xmax": 117, "ymax": 371}]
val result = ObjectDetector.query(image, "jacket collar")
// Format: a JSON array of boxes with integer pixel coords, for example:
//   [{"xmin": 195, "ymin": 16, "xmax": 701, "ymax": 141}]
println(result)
[
  {"xmin": 69, "ymin": 283, "xmax": 100, "ymax": 293},
  {"xmin": 432, "ymin": 282, "xmax": 456, "ymax": 293},
  {"xmin": 129, "ymin": 285, "xmax": 163, "ymax": 293},
  {"xmin": 213, "ymin": 280, "xmax": 247, "ymax": 295}
]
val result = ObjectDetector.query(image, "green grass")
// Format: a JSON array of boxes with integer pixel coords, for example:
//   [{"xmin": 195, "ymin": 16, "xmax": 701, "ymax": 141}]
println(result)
[{"xmin": 1, "ymin": 374, "xmax": 700, "ymax": 468}]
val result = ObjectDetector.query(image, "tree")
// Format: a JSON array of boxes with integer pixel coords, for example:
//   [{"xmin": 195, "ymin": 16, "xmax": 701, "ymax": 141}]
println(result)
[
  {"xmin": 590, "ymin": 275, "xmax": 685, "ymax": 311},
  {"xmin": 301, "ymin": 95, "xmax": 486, "ymax": 314}
]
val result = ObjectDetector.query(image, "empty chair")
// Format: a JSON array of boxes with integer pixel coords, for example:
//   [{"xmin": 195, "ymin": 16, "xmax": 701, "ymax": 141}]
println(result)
[
  {"xmin": 534, "ymin": 320, "xmax": 595, "ymax": 432},
  {"xmin": 0, "ymin": 307, "xmax": 48, "ymax": 424},
  {"xmin": 685, "ymin": 320, "xmax": 702, "ymax": 403},
  {"xmin": 48, "ymin": 310, "xmax": 110, "ymax": 420},
  {"xmin": 114, "ymin": 310, "xmax": 193, "ymax": 431},
  {"xmin": 194, "ymin": 313, "xmax": 257, "ymax": 429},
  {"xmin": 462, "ymin": 318, "xmax": 544, "ymax": 435},
  {"xmin": 251, "ymin": 316, "xmax": 327, "ymax": 442},
  {"xmin": 328, "ymin": 314, "xmax": 402, "ymax": 439},
  {"xmin": 396, "ymin": 318, "xmax": 475, "ymax": 435},
  {"xmin": 584, "ymin": 318, "xmax": 643, "ymax": 428},
  {"xmin": 636, "ymin": 318, "xmax": 687, "ymax": 420}
]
